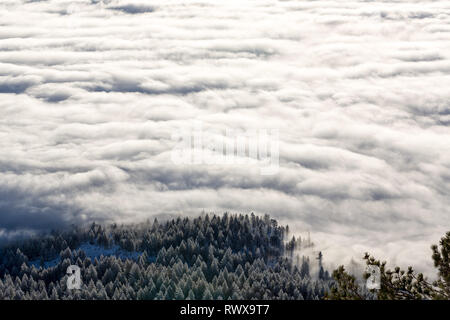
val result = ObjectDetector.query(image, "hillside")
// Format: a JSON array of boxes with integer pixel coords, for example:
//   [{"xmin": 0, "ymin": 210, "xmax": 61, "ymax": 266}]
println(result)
[{"xmin": 0, "ymin": 214, "xmax": 331, "ymax": 300}]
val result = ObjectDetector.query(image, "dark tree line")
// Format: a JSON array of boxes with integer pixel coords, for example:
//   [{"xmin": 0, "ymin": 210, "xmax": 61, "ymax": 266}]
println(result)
[{"xmin": 0, "ymin": 213, "xmax": 331, "ymax": 300}]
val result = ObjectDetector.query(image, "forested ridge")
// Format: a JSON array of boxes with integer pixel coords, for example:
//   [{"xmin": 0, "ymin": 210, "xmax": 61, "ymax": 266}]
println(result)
[{"xmin": 0, "ymin": 213, "xmax": 331, "ymax": 300}]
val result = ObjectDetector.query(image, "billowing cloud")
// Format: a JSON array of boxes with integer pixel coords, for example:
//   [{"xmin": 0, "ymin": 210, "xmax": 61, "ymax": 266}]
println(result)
[{"xmin": 0, "ymin": 0, "xmax": 449, "ymax": 275}]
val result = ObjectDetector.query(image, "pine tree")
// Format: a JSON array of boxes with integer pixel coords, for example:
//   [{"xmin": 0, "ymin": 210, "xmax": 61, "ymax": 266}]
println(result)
[
  {"xmin": 174, "ymin": 286, "xmax": 184, "ymax": 300},
  {"xmin": 327, "ymin": 231, "xmax": 450, "ymax": 300},
  {"xmin": 202, "ymin": 288, "xmax": 213, "ymax": 300}
]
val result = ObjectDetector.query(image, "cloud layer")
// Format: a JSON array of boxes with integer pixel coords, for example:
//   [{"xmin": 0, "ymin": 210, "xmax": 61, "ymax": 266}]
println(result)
[{"xmin": 1, "ymin": 0, "xmax": 450, "ymax": 273}]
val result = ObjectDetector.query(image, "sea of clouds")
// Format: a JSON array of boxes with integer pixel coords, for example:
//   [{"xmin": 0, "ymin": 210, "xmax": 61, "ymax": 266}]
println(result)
[{"xmin": 0, "ymin": 0, "xmax": 449, "ymax": 274}]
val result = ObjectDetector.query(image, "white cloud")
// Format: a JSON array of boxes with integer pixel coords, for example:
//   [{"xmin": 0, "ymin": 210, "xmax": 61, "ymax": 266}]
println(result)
[{"xmin": 0, "ymin": 0, "xmax": 449, "ymax": 275}]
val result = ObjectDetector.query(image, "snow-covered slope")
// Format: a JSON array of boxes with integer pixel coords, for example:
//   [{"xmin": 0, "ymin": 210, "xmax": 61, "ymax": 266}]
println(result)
[{"xmin": 29, "ymin": 243, "xmax": 143, "ymax": 269}]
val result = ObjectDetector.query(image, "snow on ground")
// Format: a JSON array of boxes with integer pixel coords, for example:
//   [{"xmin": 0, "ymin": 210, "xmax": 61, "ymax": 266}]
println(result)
[{"xmin": 29, "ymin": 242, "xmax": 143, "ymax": 269}]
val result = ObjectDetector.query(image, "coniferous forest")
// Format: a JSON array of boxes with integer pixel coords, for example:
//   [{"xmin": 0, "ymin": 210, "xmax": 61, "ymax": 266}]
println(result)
[{"xmin": 0, "ymin": 214, "xmax": 332, "ymax": 300}]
